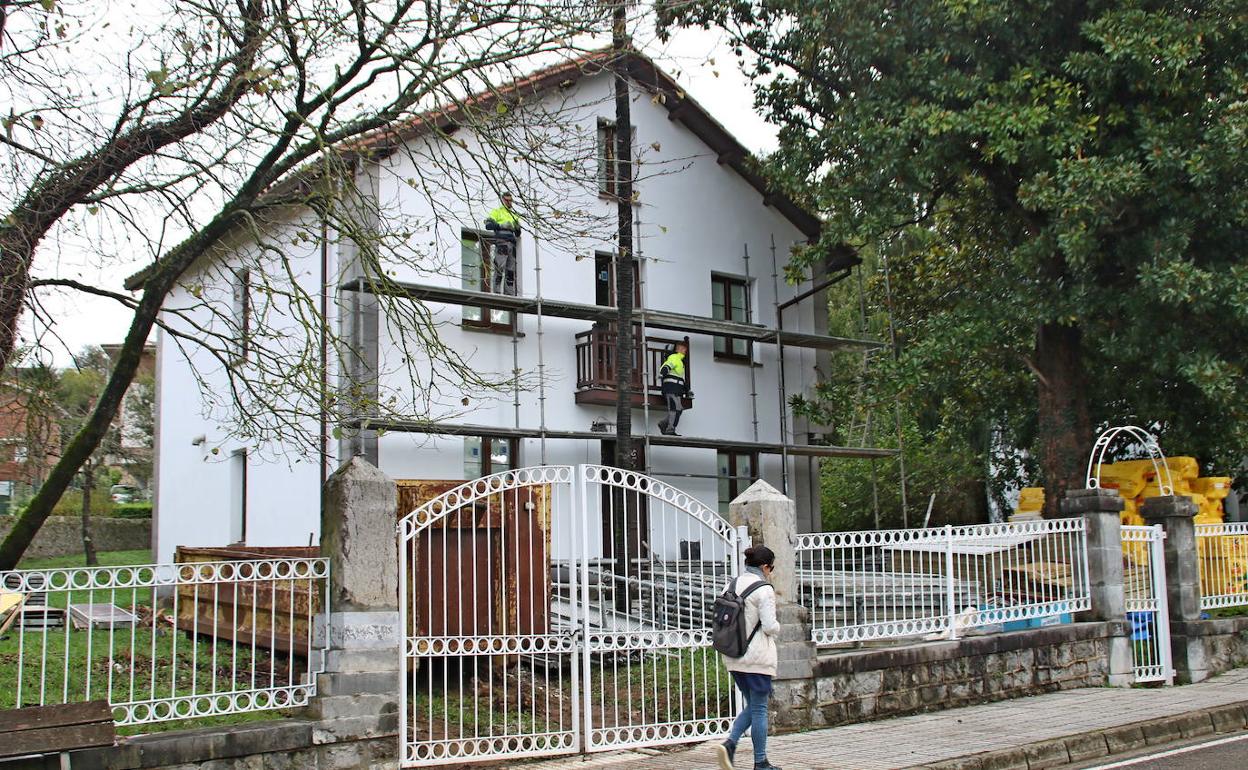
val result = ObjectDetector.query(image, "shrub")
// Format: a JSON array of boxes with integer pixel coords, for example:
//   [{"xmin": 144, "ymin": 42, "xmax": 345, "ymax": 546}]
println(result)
[{"xmin": 113, "ymin": 502, "xmax": 153, "ymax": 519}]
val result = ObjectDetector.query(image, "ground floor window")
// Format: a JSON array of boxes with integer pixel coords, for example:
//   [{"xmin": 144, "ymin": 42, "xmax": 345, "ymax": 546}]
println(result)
[
  {"xmin": 464, "ymin": 436, "xmax": 518, "ymax": 479},
  {"xmin": 717, "ymin": 451, "xmax": 757, "ymax": 515}
]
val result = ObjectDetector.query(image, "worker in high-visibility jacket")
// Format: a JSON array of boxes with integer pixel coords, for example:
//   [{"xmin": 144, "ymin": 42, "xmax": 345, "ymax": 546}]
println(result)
[
  {"xmin": 484, "ymin": 192, "xmax": 521, "ymax": 295},
  {"xmin": 657, "ymin": 341, "xmax": 689, "ymax": 436}
]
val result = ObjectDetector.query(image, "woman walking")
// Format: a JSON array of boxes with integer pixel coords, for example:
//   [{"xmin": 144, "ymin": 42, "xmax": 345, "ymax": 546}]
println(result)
[{"xmin": 716, "ymin": 545, "xmax": 782, "ymax": 770}]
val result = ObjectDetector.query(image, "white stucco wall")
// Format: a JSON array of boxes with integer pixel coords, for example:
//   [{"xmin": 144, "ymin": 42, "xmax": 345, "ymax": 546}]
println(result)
[{"xmin": 153, "ymin": 69, "xmax": 829, "ymax": 562}]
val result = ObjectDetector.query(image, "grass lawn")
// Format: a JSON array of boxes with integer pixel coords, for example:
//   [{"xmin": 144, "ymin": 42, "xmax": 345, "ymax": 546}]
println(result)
[{"xmin": 1, "ymin": 549, "xmax": 305, "ymax": 735}]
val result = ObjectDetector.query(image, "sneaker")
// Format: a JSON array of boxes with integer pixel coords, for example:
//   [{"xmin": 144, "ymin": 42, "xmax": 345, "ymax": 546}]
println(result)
[
  {"xmin": 714, "ymin": 740, "xmax": 735, "ymax": 770},
  {"xmin": 754, "ymin": 762, "xmax": 783, "ymax": 770}
]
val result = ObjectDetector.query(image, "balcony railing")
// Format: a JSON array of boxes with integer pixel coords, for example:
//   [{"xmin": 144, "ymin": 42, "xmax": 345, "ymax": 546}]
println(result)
[{"xmin": 574, "ymin": 326, "xmax": 692, "ymax": 408}]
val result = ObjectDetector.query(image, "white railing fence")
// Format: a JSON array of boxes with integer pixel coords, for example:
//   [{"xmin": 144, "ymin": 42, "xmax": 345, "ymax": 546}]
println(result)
[
  {"xmin": 1195, "ymin": 522, "xmax": 1248, "ymax": 610},
  {"xmin": 1121, "ymin": 524, "xmax": 1173, "ymax": 684},
  {"xmin": 796, "ymin": 519, "xmax": 1090, "ymax": 646},
  {"xmin": 0, "ymin": 557, "xmax": 328, "ymax": 726}
]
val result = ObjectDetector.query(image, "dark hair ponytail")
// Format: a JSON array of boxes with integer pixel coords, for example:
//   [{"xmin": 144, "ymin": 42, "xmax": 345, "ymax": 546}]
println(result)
[{"xmin": 744, "ymin": 545, "xmax": 775, "ymax": 568}]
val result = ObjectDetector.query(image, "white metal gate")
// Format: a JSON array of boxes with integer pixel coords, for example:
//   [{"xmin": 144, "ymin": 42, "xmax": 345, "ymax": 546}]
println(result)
[
  {"xmin": 398, "ymin": 465, "xmax": 743, "ymax": 767},
  {"xmin": 1121, "ymin": 524, "xmax": 1173, "ymax": 685}
]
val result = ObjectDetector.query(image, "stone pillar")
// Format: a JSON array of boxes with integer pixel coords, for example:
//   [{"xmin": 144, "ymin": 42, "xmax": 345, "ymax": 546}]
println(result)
[
  {"xmin": 1141, "ymin": 494, "xmax": 1208, "ymax": 683},
  {"xmin": 1060, "ymin": 489, "xmax": 1133, "ymax": 687},
  {"xmin": 306, "ymin": 457, "xmax": 402, "ymax": 745},
  {"xmin": 729, "ymin": 481, "xmax": 822, "ymax": 728}
]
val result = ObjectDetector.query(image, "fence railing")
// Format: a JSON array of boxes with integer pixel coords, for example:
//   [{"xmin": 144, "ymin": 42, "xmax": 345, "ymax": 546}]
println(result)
[
  {"xmin": 1195, "ymin": 522, "xmax": 1248, "ymax": 610},
  {"xmin": 795, "ymin": 519, "xmax": 1090, "ymax": 646},
  {"xmin": 0, "ymin": 557, "xmax": 328, "ymax": 726},
  {"xmin": 1121, "ymin": 524, "xmax": 1172, "ymax": 684}
]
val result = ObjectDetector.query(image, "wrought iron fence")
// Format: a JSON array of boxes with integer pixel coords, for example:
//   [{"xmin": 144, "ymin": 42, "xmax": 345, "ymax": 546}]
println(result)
[
  {"xmin": 795, "ymin": 519, "xmax": 1090, "ymax": 646},
  {"xmin": 0, "ymin": 557, "xmax": 328, "ymax": 726},
  {"xmin": 1195, "ymin": 522, "xmax": 1248, "ymax": 610}
]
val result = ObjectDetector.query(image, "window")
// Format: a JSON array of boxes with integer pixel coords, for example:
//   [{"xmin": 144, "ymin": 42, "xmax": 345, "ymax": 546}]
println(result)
[
  {"xmin": 711, "ymin": 274, "xmax": 751, "ymax": 359},
  {"xmin": 717, "ymin": 451, "xmax": 757, "ymax": 515},
  {"xmin": 464, "ymin": 436, "xmax": 518, "ymax": 479},
  {"xmin": 460, "ymin": 230, "xmax": 515, "ymax": 332},
  {"xmin": 229, "ymin": 449, "xmax": 247, "ymax": 544},
  {"xmin": 13, "ymin": 445, "xmax": 27, "ymax": 464},
  {"xmin": 594, "ymin": 252, "xmax": 641, "ymax": 308},
  {"xmin": 231, "ymin": 268, "xmax": 251, "ymax": 362},
  {"xmin": 596, "ymin": 119, "xmax": 635, "ymax": 198}
]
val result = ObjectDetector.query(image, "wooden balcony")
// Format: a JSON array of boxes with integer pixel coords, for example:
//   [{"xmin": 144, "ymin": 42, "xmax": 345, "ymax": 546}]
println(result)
[{"xmin": 574, "ymin": 326, "xmax": 693, "ymax": 409}]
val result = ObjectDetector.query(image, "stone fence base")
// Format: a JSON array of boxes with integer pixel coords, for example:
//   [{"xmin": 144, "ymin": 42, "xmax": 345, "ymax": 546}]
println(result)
[{"xmin": 810, "ymin": 622, "xmax": 1127, "ymax": 727}]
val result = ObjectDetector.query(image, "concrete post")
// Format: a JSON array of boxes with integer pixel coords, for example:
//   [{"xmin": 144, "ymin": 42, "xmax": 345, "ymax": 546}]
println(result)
[
  {"xmin": 306, "ymin": 457, "xmax": 402, "ymax": 744},
  {"xmin": 1060, "ymin": 489, "xmax": 1133, "ymax": 687},
  {"xmin": 1141, "ymin": 494, "xmax": 1208, "ymax": 683},
  {"xmin": 729, "ymin": 480, "xmax": 822, "ymax": 728}
]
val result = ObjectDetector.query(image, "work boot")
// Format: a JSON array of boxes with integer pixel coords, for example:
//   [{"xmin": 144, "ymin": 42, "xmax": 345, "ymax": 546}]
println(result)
[{"xmin": 714, "ymin": 739, "xmax": 736, "ymax": 770}]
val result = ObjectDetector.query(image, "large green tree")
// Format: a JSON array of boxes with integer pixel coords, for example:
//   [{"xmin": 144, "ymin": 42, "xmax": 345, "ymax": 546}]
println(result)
[{"xmin": 664, "ymin": 0, "xmax": 1248, "ymax": 513}]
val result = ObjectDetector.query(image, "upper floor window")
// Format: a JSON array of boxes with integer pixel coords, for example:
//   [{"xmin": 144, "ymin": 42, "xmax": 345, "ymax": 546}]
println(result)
[
  {"xmin": 596, "ymin": 119, "xmax": 636, "ymax": 198},
  {"xmin": 711, "ymin": 274, "xmax": 751, "ymax": 360},
  {"xmin": 464, "ymin": 436, "xmax": 517, "ymax": 479},
  {"xmin": 460, "ymin": 230, "xmax": 516, "ymax": 332},
  {"xmin": 717, "ymin": 451, "xmax": 757, "ymax": 515},
  {"xmin": 231, "ymin": 268, "xmax": 251, "ymax": 362}
]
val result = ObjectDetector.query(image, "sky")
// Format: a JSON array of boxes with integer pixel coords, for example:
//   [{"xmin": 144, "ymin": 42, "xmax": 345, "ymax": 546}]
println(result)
[{"xmin": 23, "ymin": 18, "xmax": 776, "ymax": 366}]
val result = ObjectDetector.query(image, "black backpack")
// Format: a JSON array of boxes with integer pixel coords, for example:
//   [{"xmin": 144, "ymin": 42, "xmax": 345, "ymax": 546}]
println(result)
[{"xmin": 711, "ymin": 577, "xmax": 771, "ymax": 658}]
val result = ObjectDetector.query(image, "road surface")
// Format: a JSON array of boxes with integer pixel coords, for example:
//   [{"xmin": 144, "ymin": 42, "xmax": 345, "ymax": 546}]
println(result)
[{"xmin": 1072, "ymin": 732, "xmax": 1248, "ymax": 769}]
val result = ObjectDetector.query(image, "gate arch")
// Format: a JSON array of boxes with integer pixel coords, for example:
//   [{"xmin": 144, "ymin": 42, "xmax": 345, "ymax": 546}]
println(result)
[{"xmin": 398, "ymin": 464, "xmax": 745, "ymax": 766}]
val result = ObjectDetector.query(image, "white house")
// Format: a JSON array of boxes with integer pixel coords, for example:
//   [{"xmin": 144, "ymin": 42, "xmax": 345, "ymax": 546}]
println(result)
[{"xmin": 137, "ymin": 51, "xmax": 888, "ymax": 564}]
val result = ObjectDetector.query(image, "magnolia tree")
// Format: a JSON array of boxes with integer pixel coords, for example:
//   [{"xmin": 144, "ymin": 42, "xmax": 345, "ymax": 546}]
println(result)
[{"xmin": 0, "ymin": 0, "xmax": 638, "ymax": 568}]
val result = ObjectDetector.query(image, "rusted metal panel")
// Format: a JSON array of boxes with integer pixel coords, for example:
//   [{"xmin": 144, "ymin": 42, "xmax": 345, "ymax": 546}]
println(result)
[
  {"xmin": 173, "ymin": 545, "xmax": 321, "ymax": 657},
  {"xmin": 397, "ymin": 480, "xmax": 552, "ymax": 638}
]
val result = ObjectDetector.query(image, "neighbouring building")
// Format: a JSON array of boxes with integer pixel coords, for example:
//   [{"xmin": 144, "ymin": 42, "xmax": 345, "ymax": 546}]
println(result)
[{"xmin": 133, "ymin": 51, "xmax": 889, "ymax": 563}]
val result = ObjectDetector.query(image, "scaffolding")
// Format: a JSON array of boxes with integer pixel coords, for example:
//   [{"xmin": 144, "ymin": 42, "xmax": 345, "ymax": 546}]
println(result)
[{"xmin": 340, "ymin": 236, "xmax": 899, "ymax": 483}]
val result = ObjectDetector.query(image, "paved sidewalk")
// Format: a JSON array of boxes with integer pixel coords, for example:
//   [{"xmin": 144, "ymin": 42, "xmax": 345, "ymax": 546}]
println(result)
[{"xmin": 521, "ymin": 668, "xmax": 1248, "ymax": 770}]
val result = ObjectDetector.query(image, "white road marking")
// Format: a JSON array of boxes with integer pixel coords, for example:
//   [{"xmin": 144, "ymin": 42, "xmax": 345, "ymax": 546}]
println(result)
[{"xmin": 1085, "ymin": 732, "xmax": 1248, "ymax": 768}]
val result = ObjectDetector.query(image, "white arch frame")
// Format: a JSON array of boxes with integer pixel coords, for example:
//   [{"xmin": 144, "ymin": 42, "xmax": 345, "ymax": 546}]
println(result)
[{"xmin": 1085, "ymin": 425, "xmax": 1174, "ymax": 496}]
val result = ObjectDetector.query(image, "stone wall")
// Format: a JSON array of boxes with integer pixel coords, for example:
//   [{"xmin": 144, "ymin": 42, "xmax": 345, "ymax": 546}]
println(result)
[
  {"xmin": 0, "ymin": 515, "xmax": 150, "ymax": 560},
  {"xmin": 1178, "ymin": 616, "xmax": 1248, "ymax": 677},
  {"xmin": 812, "ymin": 622, "xmax": 1123, "ymax": 727}
]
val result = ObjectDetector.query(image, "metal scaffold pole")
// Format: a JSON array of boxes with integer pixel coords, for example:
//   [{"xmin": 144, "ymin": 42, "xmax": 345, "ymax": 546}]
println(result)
[
  {"xmin": 880, "ymin": 247, "xmax": 910, "ymax": 527},
  {"xmin": 743, "ymin": 243, "xmax": 760, "ymax": 444},
  {"xmin": 637, "ymin": 205, "xmax": 653, "ymax": 474},
  {"xmin": 770, "ymin": 234, "xmax": 790, "ymax": 495}
]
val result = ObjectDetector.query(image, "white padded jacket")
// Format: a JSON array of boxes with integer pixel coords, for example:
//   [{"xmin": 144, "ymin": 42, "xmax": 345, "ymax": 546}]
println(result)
[{"xmin": 722, "ymin": 572, "xmax": 780, "ymax": 676}]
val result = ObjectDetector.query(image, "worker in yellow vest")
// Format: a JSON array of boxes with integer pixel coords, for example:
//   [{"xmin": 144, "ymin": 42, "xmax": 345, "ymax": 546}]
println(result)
[
  {"xmin": 484, "ymin": 192, "xmax": 521, "ymax": 295},
  {"xmin": 657, "ymin": 341, "xmax": 689, "ymax": 436}
]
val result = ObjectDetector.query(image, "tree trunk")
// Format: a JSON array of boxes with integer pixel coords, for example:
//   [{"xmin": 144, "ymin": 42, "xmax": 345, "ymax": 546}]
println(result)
[
  {"xmin": 1035, "ymin": 321, "xmax": 1092, "ymax": 517},
  {"xmin": 611, "ymin": 10, "xmax": 635, "ymax": 472},
  {"xmin": 80, "ymin": 464, "xmax": 98, "ymax": 567}
]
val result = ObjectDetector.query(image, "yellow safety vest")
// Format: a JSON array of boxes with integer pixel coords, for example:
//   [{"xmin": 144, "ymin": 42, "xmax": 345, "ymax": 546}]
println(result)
[
  {"xmin": 661, "ymin": 352, "xmax": 686, "ymax": 382},
  {"xmin": 488, "ymin": 205, "xmax": 520, "ymax": 230}
]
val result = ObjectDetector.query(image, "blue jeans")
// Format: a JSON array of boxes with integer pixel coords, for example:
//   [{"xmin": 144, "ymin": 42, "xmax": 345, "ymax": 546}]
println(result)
[{"xmin": 728, "ymin": 684, "xmax": 769, "ymax": 763}]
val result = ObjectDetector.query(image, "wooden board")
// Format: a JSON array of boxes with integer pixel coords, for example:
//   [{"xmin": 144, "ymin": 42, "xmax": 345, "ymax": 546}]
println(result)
[
  {"xmin": 0, "ymin": 700, "xmax": 114, "ymax": 758},
  {"xmin": 0, "ymin": 590, "xmax": 25, "ymax": 636}
]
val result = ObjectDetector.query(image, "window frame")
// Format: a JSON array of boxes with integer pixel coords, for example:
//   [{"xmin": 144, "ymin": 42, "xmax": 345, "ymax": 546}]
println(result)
[
  {"xmin": 711, "ymin": 273, "xmax": 752, "ymax": 361},
  {"xmin": 717, "ymin": 450, "xmax": 758, "ymax": 515},
  {"xmin": 464, "ymin": 436, "xmax": 520, "ymax": 479},
  {"xmin": 231, "ymin": 267, "xmax": 251, "ymax": 363},
  {"xmin": 596, "ymin": 119, "xmax": 636, "ymax": 200},
  {"xmin": 460, "ymin": 228, "xmax": 516, "ymax": 334}
]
